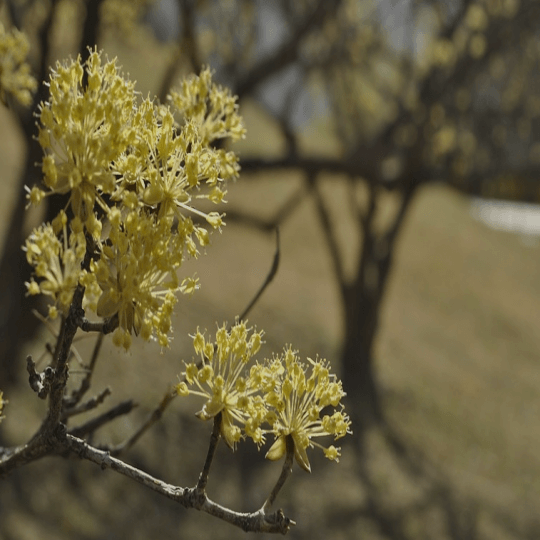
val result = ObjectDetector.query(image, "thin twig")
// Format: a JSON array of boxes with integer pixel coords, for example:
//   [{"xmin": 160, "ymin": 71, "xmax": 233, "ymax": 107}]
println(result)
[
  {"xmin": 61, "ymin": 387, "xmax": 111, "ymax": 420},
  {"xmin": 226, "ymin": 184, "xmax": 307, "ymax": 232},
  {"xmin": 65, "ymin": 332, "xmax": 104, "ymax": 408},
  {"xmin": 108, "ymin": 388, "xmax": 177, "ymax": 456},
  {"xmin": 69, "ymin": 400, "xmax": 137, "ymax": 438},
  {"xmin": 239, "ymin": 228, "xmax": 280, "ymax": 321},
  {"xmin": 78, "ymin": 313, "xmax": 118, "ymax": 334},
  {"xmin": 197, "ymin": 413, "xmax": 222, "ymax": 492}
]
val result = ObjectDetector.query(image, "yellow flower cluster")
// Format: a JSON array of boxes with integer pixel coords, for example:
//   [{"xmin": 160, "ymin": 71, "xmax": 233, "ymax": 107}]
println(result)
[
  {"xmin": 263, "ymin": 347, "xmax": 350, "ymax": 472},
  {"xmin": 89, "ymin": 208, "xmax": 196, "ymax": 349},
  {"xmin": 176, "ymin": 323, "xmax": 351, "ymax": 471},
  {"xmin": 170, "ymin": 67, "xmax": 247, "ymax": 145},
  {"xmin": 25, "ymin": 50, "xmax": 244, "ymax": 348},
  {"xmin": 0, "ymin": 22, "xmax": 37, "ymax": 106},
  {"xmin": 176, "ymin": 322, "xmax": 267, "ymax": 448},
  {"xmin": 24, "ymin": 212, "xmax": 86, "ymax": 319},
  {"xmin": 36, "ymin": 51, "xmax": 137, "ymax": 233}
]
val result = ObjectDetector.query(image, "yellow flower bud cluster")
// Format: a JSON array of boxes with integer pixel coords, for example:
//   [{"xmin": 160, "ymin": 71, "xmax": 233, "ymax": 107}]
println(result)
[
  {"xmin": 170, "ymin": 67, "xmax": 247, "ymax": 145},
  {"xmin": 24, "ymin": 50, "xmax": 245, "ymax": 348},
  {"xmin": 177, "ymin": 322, "xmax": 267, "ymax": 449},
  {"xmin": 176, "ymin": 323, "xmax": 351, "ymax": 471},
  {"xmin": 262, "ymin": 347, "xmax": 351, "ymax": 472},
  {"xmin": 36, "ymin": 51, "xmax": 137, "ymax": 233},
  {"xmin": 0, "ymin": 22, "xmax": 37, "ymax": 107},
  {"xmin": 24, "ymin": 212, "xmax": 86, "ymax": 319}
]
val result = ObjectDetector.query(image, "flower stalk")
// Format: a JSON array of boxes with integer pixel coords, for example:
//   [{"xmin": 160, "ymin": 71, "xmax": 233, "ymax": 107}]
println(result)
[
  {"xmin": 263, "ymin": 434, "xmax": 295, "ymax": 513},
  {"xmin": 197, "ymin": 412, "xmax": 223, "ymax": 492}
]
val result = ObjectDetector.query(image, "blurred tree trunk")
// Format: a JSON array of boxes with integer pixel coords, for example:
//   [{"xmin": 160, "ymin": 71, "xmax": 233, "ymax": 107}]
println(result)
[
  {"xmin": 0, "ymin": 144, "xmax": 40, "ymax": 385},
  {"xmin": 341, "ymin": 184, "xmax": 417, "ymax": 431},
  {"xmin": 0, "ymin": 144, "xmax": 70, "ymax": 385},
  {"xmin": 341, "ymin": 282, "xmax": 383, "ymax": 429}
]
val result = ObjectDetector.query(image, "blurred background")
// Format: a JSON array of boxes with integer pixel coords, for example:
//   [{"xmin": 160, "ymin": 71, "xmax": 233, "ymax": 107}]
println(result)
[{"xmin": 1, "ymin": 0, "xmax": 540, "ymax": 538}]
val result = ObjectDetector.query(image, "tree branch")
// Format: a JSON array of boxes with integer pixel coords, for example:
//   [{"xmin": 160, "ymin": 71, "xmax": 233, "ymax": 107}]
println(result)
[
  {"xmin": 64, "ymin": 434, "xmax": 295, "ymax": 534},
  {"xmin": 235, "ymin": 0, "xmax": 342, "ymax": 98},
  {"xmin": 239, "ymin": 228, "xmax": 281, "ymax": 321},
  {"xmin": 309, "ymin": 174, "xmax": 346, "ymax": 288},
  {"xmin": 64, "ymin": 332, "xmax": 104, "ymax": 409},
  {"xmin": 69, "ymin": 400, "xmax": 137, "ymax": 438},
  {"xmin": 197, "ymin": 413, "xmax": 222, "ymax": 491}
]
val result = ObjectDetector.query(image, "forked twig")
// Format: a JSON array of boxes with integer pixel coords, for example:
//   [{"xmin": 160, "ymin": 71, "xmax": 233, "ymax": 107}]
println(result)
[
  {"xmin": 64, "ymin": 332, "xmax": 104, "ymax": 409},
  {"xmin": 64, "ymin": 434, "xmax": 294, "ymax": 534},
  {"xmin": 61, "ymin": 387, "xmax": 112, "ymax": 420}
]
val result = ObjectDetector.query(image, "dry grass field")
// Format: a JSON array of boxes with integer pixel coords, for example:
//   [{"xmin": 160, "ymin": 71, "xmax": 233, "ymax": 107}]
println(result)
[{"xmin": 1, "ymin": 43, "xmax": 540, "ymax": 539}]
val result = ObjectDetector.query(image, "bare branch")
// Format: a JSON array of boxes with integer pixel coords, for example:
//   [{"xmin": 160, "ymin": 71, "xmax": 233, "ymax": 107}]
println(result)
[
  {"xmin": 309, "ymin": 174, "xmax": 346, "ymax": 288},
  {"xmin": 108, "ymin": 388, "xmax": 177, "ymax": 456},
  {"xmin": 235, "ymin": 0, "xmax": 342, "ymax": 98},
  {"xmin": 64, "ymin": 332, "xmax": 104, "ymax": 409},
  {"xmin": 69, "ymin": 400, "xmax": 137, "ymax": 438},
  {"xmin": 64, "ymin": 434, "xmax": 295, "ymax": 534},
  {"xmin": 61, "ymin": 387, "xmax": 112, "ymax": 420},
  {"xmin": 241, "ymin": 155, "xmax": 379, "ymax": 186},
  {"xmin": 26, "ymin": 355, "xmax": 55, "ymax": 399},
  {"xmin": 78, "ymin": 313, "xmax": 119, "ymax": 335}
]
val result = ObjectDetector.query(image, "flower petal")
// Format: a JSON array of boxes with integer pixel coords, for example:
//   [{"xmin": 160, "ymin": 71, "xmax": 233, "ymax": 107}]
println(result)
[
  {"xmin": 265, "ymin": 435, "xmax": 286, "ymax": 461},
  {"xmin": 292, "ymin": 434, "xmax": 311, "ymax": 473}
]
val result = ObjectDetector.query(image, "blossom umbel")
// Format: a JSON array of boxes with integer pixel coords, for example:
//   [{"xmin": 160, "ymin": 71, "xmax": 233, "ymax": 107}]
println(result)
[
  {"xmin": 262, "ymin": 347, "xmax": 351, "ymax": 472},
  {"xmin": 176, "ymin": 322, "xmax": 267, "ymax": 448},
  {"xmin": 176, "ymin": 324, "xmax": 351, "ymax": 470},
  {"xmin": 90, "ymin": 208, "xmax": 194, "ymax": 349},
  {"xmin": 36, "ymin": 50, "xmax": 136, "ymax": 231},
  {"xmin": 24, "ymin": 213, "xmax": 86, "ymax": 319},
  {"xmin": 25, "ymin": 50, "xmax": 245, "ymax": 349}
]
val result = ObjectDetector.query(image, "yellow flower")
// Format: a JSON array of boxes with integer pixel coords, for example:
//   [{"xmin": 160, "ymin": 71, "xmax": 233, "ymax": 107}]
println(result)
[
  {"xmin": 263, "ymin": 348, "xmax": 351, "ymax": 472},
  {"xmin": 91, "ymin": 208, "xmax": 189, "ymax": 349},
  {"xmin": 113, "ymin": 98, "xmax": 233, "ymax": 257},
  {"xmin": 0, "ymin": 22, "xmax": 37, "ymax": 106},
  {"xmin": 23, "ymin": 214, "xmax": 86, "ymax": 318},
  {"xmin": 176, "ymin": 322, "xmax": 266, "ymax": 448},
  {"xmin": 27, "ymin": 49, "xmax": 246, "ymax": 353},
  {"xmin": 169, "ymin": 67, "xmax": 246, "ymax": 145},
  {"xmin": 37, "ymin": 50, "xmax": 136, "ymax": 229},
  {"xmin": 168, "ymin": 68, "xmax": 244, "ymax": 205}
]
